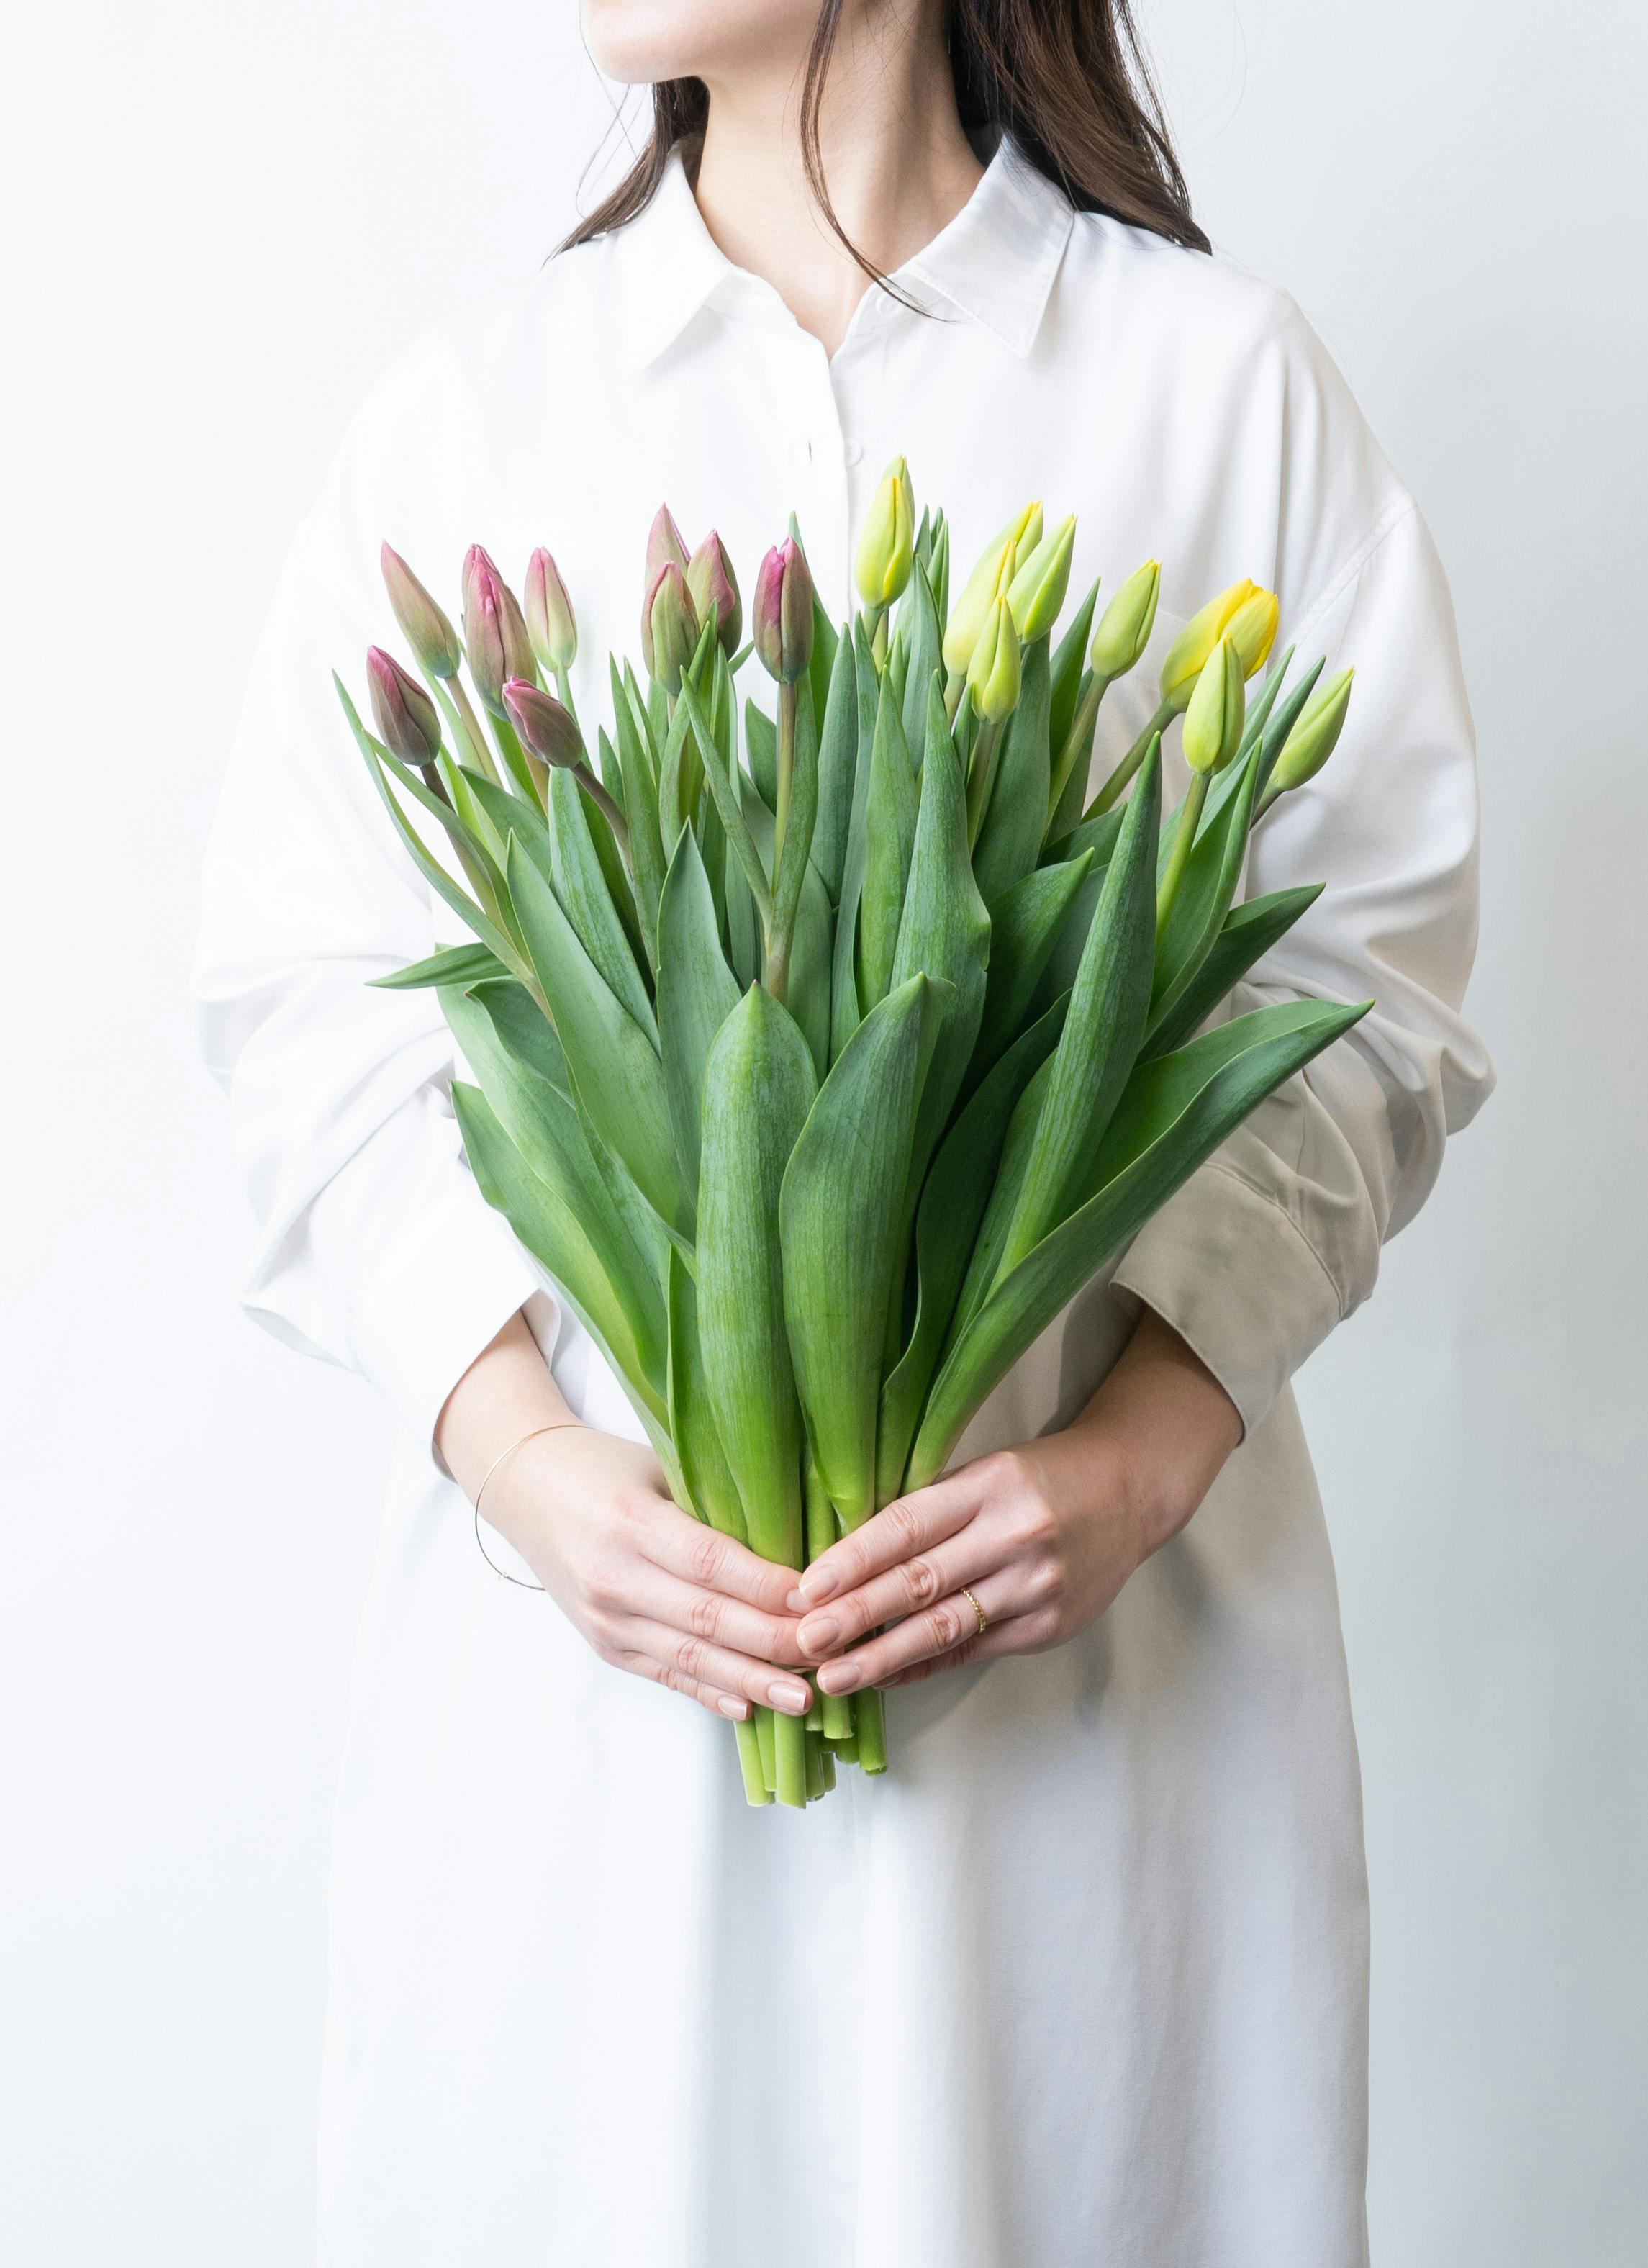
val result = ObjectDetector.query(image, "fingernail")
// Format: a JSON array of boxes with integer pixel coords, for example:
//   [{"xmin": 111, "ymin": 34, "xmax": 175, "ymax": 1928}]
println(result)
[
  {"xmin": 799, "ymin": 1566, "xmax": 840, "ymax": 1604},
  {"xmin": 784, "ymin": 1586, "xmax": 808, "ymax": 1612},
  {"xmin": 799, "ymin": 1613, "xmax": 841, "ymax": 1655},
  {"xmin": 768, "ymin": 1679, "xmax": 812, "ymax": 1715},
  {"xmin": 718, "ymin": 1694, "xmax": 749, "ymax": 1720},
  {"xmin": 818, "ymin": 1661, "xmax": 863, "ymax": 1697}
]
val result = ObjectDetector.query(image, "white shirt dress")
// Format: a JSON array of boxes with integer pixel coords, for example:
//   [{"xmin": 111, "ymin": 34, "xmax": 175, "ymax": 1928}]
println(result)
[{"xmin": 194, "ymin": 141, "xmax": 1492, "ymax": 2267}]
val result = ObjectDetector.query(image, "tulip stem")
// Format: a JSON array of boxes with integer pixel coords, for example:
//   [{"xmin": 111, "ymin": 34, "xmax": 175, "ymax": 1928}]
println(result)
[
  {"xmin": 443, "ymin": 675, "xmax": 503, "ymax": 787},
  {"xmin": 735, "ymin": 1717, "xmax": 772, "ymax": 1806},
  {"xmin": 820, "ymin": 1690, "xmax": 855, "ymax": 1743},
  {"xmin": 774, "ymin": 679, "xmax": 797, "ymax": 849},
  {"xmin": 870, "ymin": 609, "xmax": 890, "ymax": 672},
  {"xmin": 943, "ymin": 669, "xmax": 966, "ymax": 723},
  {"xmin": 1087, "ymin": 695, "xmax": 1174, "ymax": 818},
  {"xmin": 571, "ymin": 764, "xmax": 632, "ymax": 862},
  {"xmin": 854, "ymin": 1689, "xmax": 888, "ymax": 1774},
  {"xmin": 774, "ymin": 1709, "xmax": 810, "ymax": 1809},
  {"xmin": 1049, "ymin": 672, "xmax": 1110, "ymax": 818},
  {"xmin": 553, "ymin": 666, "xmax": 579, "ymax": 728},
  {"xmin": 1156, "ymin": 769, "xmax": 1208, "ymax": 938}
]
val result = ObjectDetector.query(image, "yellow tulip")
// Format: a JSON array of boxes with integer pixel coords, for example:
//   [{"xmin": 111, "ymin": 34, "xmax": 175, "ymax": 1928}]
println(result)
[
  {"xmin": 854, "ymin": 456, "xmax": 916, "ymax": 610},
  {"xmin": 1158, "ymin": 578, "xmax": 1257, "ymax": 712},
  {"xmin": 1226, "ymin": 585, "xmax": 1280, "ymax": 679}
]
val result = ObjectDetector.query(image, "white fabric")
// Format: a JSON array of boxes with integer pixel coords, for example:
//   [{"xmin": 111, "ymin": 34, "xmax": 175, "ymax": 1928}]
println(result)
[{"xmin": 194, "ymin": 139, "xmax": 1491, "ymax": 2267}]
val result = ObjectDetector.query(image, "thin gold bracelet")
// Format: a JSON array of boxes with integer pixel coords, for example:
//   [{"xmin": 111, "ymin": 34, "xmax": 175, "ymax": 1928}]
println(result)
[{"xmin": 471, "ymin": 1419, "xmax": 587, "ymax": 1591}]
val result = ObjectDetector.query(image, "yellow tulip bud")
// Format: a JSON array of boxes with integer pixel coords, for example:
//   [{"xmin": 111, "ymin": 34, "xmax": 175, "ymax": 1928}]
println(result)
[
  {"xmin": 943, "ymin": 532, "xmax": 1020, "ymax": 676},
  {"xmin": 1269, "ymin": 667, "xmax": 1354, "ymax": 793},
  {"xmin": 1007, "ymin": 515, "xmax": 1076, "ymax": 641},
  {"xmin": 854, "ymin": 455, "xmax": 916, "ymax": 610},
  {"xmin": 1181, "ymin": 637, "xmax": 1246, "ymax": 776},
  {"xmin": 1225, "ymin": 585, "xmax": 1280, "ymax": 679},
  {"xmin": 1089, "ymin": 558, "xmax": 1160, "ymax": 679},
  {"xmin": 967, "ymin": 595, "xmax": 1022, "ymax": 724},
  {"xmin": 1158, "ymin": 578, "xmax": 1257, "ymax": 713}
]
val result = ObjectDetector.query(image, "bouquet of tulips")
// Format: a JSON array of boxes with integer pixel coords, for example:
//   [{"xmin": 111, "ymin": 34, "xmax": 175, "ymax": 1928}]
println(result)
[{"xmin": 338, "ymin": 460, "xmax": 1364, "ymax": 1809}]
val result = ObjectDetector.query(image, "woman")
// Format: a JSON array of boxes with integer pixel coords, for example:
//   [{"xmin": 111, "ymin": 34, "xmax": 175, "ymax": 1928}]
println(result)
[{"xmin": 195, "ymin": 1, "xmax": 1490, "ymax": 2260}]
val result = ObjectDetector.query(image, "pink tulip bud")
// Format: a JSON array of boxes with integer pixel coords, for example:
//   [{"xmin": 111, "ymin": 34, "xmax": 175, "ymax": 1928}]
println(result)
[
  {"xmin": 645, "ymin": 504, "xmax": 691, "ymax": 593},
  {"xmin": 753, "ymin": 538, "xmax": 815, "ymax": 685},
  {"xmin": 502, "ymin": 678, "xmax": 582, "ymax": 770},
  {"xmin": 380, "ymin": 543, "xmax": 461, "ymax": 679},
  {"xmin": 366, "ymin": 646, "xmax": 443, "ymax": 769},
  {"xmin": 525, "ymin": 547, "xmax": 577, "ymax": 675},
  {"xmin": 640, "ymin": 561, "xmax": 700, "ymax": 692},
  {"xmin": 461, "ymin": 545, "xmax": 535, "ymax": 715},
  {"xmin": 686, "ymin": 531, "xmax": 742, "ymax": 656}
]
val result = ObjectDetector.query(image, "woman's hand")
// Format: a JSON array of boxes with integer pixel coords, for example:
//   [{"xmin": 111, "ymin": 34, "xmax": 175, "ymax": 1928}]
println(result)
[
  {"xmin": 437, "ymin": 1312, "xmax": 812, "ymax": 1725},
  {"xmin": 789, "ymin": 1309, "xmax": 1244, "ymax": 1696}
]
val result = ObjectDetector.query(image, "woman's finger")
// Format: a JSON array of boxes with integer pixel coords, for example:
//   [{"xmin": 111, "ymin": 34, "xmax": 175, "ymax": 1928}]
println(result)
[
  {"xmin": 789, "ymin": 1471, "xmax": 983, "ymax": 1611},
  {"xmin": 815, "ymin": 1568, "xmax": 1025, "ymax": 1694},
  {"xmin": 634, "ymin": 1498, "xmax": 802, "ymax": 1617},
  {"xmin": 874, "ymin": 1617, "xmax": 1035, "ymax": 1689},
  {"xmin": 794, "ymin": 1523, "xmax": 1014, "ymax": 1660},
  {"xmin": 625, "ymin": 1565, "xmax": 806, "ymax": 1670},
  {"xmin": 621, "ymin": 1617, "xmax": 815, "ymax": 1717}
]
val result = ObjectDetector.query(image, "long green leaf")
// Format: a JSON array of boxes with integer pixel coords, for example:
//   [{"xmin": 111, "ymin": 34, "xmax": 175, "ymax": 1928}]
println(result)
[
  {"xmin": 679, "ymin": 677, "xmax": 772, "ymax": 930},
  {"xmin": 997, "ymin": 743, "xmax": 1161, "ymax": 1278},
  {"xmin": 900, "ymin": 559, "xmax": 944, "ymax": 769},
  {"xmin": 970, "ymin": 852, "xmax": 1092, "ymax": 1080},
  {"xmin": 779, "ymin": 976, "xmax": 929, "ymax": 1531},
  {"xmin": 972, "ymin": 633, "xmax": 1051, "ymax": 902},
  {"xmin": 907, "ymin": 995, "xmax": 1372, "ymax": 1485},
  {"xmin": 858, "ymin": 673, "xmax": 919, "ymax": 1008},
  {"xmin": 811, "ymin": 623, "xmax": 859, "ymax": 902},
  {"xmin": 505, "ymin": 835, "xmax": 684, "ymax": 1231},
  {"xmin": 546, "ymin": 767, "xmax": 656, "ymax": 1042},
  {"xmin": 370, "ymin": 941, "xmax": 508, "ymax": 993},
  {"xmin": 657, "ymin": 826, "xmax": 741, "ymax": 1216},
  {"xmin": 696, "ymin": 986, "xmax": 817, "ymax": 1570},
  {"xmin": 606, "ymin": 672, "xmax": 665, "ymax": 970},
  {"xmin": 666, "ymin": 1245, "xmax": 747, "ymax": 1541},
  {"xmin": 877, "ymin": 996, "xmax": 1069, "ymax": 1502},
  {"xmin": 738, "ymin": 773, "xmax": 833, "ymax": 1078},
  {"xmin": 745, "ymin": 699, "xmax": 779, "ymax": 811},
  {"xmin": 1151, "ymin": 738, "xmax": 1264, "ymax": 1022},
  {"xmin": 826, "ymin": 618, "xmax": 882, "ymax": 1061},
  {"xmin": 1049, "ymin": 577, "xmax": 1100, "ymax": 756},
  {"xmin": 1141, "ymin": 884, "xmax": 1324, "ymax": 1059}
]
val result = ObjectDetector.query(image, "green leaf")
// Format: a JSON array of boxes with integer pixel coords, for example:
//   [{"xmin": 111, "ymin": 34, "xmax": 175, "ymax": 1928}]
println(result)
[
  {"xmin": 666, "ymin": 1245, "xmax": 748, "ymax": 1541},
  {"xmin": 504, "ymin": 835, "xmax": 684, "ymax": 1231},
  {"xmin": 996, "ymin": 742, "xmax": 1160, "ymax": 1278},
  {"xmin": 826, "ymin": 619, "xmax": 882, "ymax": 1062},
  {"xmin": 656, "ymin": 826, "xmax": 741, "ymax": 1217},
  {"xmin": 679, "ymin": 677, "xmax": 772, "ymax": 930},
  {"xmin": 696, "ymin": 986, "xmax": 817, "ymax": 1568},
  {"xmin": 1049, "ymin": 577, "xmax": 1100, "ymax": 756},
  {"xmin": 857, "ymin": 672, "xmax": 919, "ymax": 1009},
  {"xmin": 1151, "ymin": 738, "xmax": 1264, "ymax": 1022},
  {"xmin": 745, "ymin": 698, "xmax": 779, "ymax": 811},
  {"xmin": 336, "ymin": 677, "xmax": 525, "ymax": 981},
  {"xmin": 445, "ymin": 974, "xmax": 570, "ymax": 1099},
  {"xmin": 811, "ymin": 621, "xmax": 859, "ymax": 903},
  {"xmin": 545, "ymin": 766, "xmax": 656, "ymax": 1042},
  {"xmin": 1141, "ymin": 884, "xmax": 1324, "ymax": 1059},
  {"xmin": 738, "ymin": 772, "xmax": 833, "ymax": 1078},
  {"xmin": 972, "ymin": 633, "xmax": 1052, "ymax": 902},
  {"xmin": 907, "ymin": 995, "xmax": 1372, "ymax": 1486},
  {"xmin": 769, "ymin": 674, "xmax": 819, "ymax": 983},
  {"xmin": 780, "ymin": 976, "xmax": 929, "ymax": 1530},
  {"xmin": 608, "ymin": 666, "xmax": 664, "ymax": 970},
  {"xmin": 970, "ymin": 851, "xmax": 1092, "ymax": 1080},
  {"xmin": 451, "ymin": 1079, "xmax": 667, "ymax": 1433},
  {"xmin": 877, "ymin": 996, "xmax": 1068, "ymax": 1502},
  {"xmin": 900, "ymin": 559, "xmax": 944, "ymax": 769},
  {"xmin": 890, "ymin": 673, "xmax": 992, "ymax": 1166},
  {"xmin": 370, "ymin": 941, "xmax": 509, "ymax": 992}
]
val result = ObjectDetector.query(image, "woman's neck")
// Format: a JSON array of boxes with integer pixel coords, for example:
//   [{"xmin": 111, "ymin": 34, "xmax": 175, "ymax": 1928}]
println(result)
[{"xmin": 692, "ymin": 10, "xmax": 984, "ymax": 358}]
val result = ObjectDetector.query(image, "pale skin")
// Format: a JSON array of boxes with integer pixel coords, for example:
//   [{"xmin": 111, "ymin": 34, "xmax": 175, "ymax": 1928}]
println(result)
[{"xmin": 434, "ymin": 0, "xmax": 1246, "ymax": 1717}]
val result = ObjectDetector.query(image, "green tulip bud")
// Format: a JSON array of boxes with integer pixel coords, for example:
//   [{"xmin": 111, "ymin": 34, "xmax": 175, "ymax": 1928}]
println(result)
[
  {"xmin": 379, "ymin": 543, "xmax": 461, "ymax": 679},
  {"xmin": 1159, "ymin": 577, "xmax": 1257, "ymax": 713},
  {"xmin": 1006, "ymin": 515, "xmax": 1076, "ymax": 641},
  {"xmin": 1226, "ymin": 584, "xmax": 1280, "ymax": 679},
  {"xmin": 1181, "ymin": 636, "xmax": 1246, "ymax": 775},
  {"xmin": 641, "ymin": 561, "xmax": 700, "ymax": 692},
  {"xmin": 941, "ymin": 522, "xmax": 1024, "ymax": 677},
  {"xmin": 753, "ymin": 538, "xmax": 815, "ymax": 685},
  {"xmin": 966, "ymin": 595, "xmax": 1022, "ymax": 723},
  {"xmin": 366, "ymin": 646, "xmax": 443, "ymax": 769},
  {"xmin": 1089, "ymin": 558, "xmax": 1160, "ymax": 679},
  {"xmin": 525, "ymin": 548, "xmax": 577, "ymax": 674},
  {"xmin": 686, "ymin": 531, "xmax": 743, "ymax": 656},
  {"xmin": 1269, "ymin": 667, "xmax": 1354, "ymax": 793},
  {"xmin": 854, "ymin": 455, "xmax": 915, "ymax": 610}
]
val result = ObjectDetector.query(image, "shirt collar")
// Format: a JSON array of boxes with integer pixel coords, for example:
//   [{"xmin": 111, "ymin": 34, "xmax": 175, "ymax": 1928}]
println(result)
[{"xmin": 607, "ymin": 135, "xmax": 1074, "ymax": 376}]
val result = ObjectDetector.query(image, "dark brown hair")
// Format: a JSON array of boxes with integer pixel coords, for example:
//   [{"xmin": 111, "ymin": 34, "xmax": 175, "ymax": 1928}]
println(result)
[{"xmin": 563, "ymin": 1, "xmax": 1209, "ymax": 273}]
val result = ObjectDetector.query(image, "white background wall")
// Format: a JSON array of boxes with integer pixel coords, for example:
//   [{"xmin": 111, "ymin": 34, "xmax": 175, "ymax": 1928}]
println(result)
[{"xmin": 3, "ymin": 3, "xmax": 1642, "ymax": 2258}]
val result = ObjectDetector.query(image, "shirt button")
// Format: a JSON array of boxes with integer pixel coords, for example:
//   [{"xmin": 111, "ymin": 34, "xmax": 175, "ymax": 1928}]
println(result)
[{"xmin": 843, "ymin": 438, "xmax": 864, "ymax": 467}]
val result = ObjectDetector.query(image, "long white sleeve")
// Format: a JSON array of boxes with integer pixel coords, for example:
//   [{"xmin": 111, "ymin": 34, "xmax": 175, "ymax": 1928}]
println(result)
[
  {"xmin": 1112, "ymin": 338, "xmax": 1493, "ymax": 1434},
  {"xmin": 193, "ymin": 390, "xmax": 541, "ymax": 1455}
]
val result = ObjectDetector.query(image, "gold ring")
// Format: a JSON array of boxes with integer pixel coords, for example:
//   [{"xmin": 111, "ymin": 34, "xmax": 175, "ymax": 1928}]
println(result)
[{"xmin": 960, "ymin": 1586, "xmax": 988, "ymax": 1638}]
